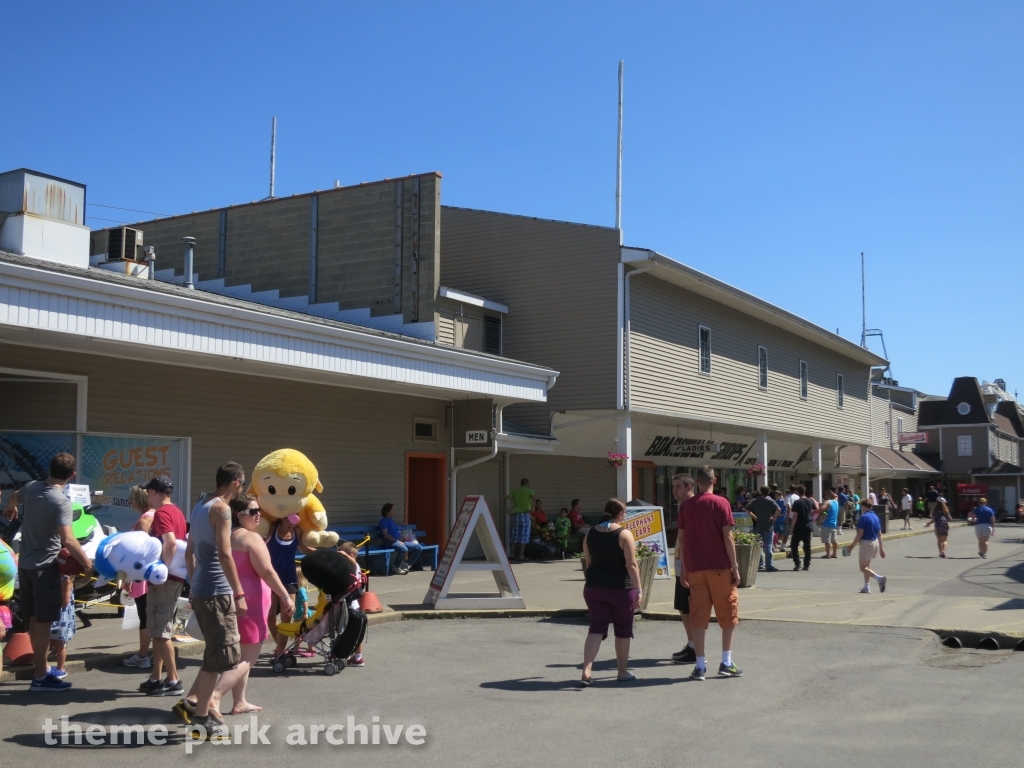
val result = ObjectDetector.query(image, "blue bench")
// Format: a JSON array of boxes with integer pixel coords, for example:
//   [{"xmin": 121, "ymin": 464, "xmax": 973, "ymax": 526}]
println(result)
[{"xmin": 327, "ymin": 524, "xmax": 439, "ymax": 575}]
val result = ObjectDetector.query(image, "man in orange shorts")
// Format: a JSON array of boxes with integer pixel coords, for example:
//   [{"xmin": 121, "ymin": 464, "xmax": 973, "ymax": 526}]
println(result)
[{"xmin": 677, "ymin": 465, "xmax": 742, "ymax": 680}]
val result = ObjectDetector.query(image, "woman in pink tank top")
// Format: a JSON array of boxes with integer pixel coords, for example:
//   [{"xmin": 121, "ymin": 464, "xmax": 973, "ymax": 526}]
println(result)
[{"xmin": 209, "ymin": 495, "xmax": 295, "ymax": 716}]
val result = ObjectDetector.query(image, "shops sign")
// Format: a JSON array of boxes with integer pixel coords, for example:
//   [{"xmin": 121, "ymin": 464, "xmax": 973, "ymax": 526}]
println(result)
[
  {"xmin": 644, "ymin": 437, "xmax": 749, "ymax": 462},
  {"xmin": 898, "ymin": 432, "xmax": 928, "ymax": 444}
]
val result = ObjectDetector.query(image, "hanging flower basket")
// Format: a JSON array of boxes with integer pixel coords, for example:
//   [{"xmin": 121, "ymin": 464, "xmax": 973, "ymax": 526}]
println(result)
[
  {"xmin": 806, "ymin": 469, "xmax": 821, "ymax": 477},
  {"xmin": 607, "ymin": 452, "xmax": 628, "ymax": 468},
  {"xmin": 745, "ymin": 462, "xmax": 766, "ymax": 476}
]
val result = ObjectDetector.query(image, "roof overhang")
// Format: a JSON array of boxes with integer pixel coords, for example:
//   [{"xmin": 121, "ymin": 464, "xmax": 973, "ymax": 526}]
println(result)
[
  {"xmin": 622, "ymin": 248, "xmax": 888, "ymax": 368},
  {"xmin": 0, "ymin": 255, "xmax": 557, "ymax": 403},
  {"xmin": 438, "ymin": 286, "xmax": 509, "ymax": 314}
]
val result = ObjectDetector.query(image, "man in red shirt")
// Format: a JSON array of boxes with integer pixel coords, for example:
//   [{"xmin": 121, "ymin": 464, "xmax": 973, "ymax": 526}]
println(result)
[
  {"xmin": 139, "ymin": 476, "xmax": 188, "ymax": 697},
  {"xmin": 677, "ymin": 465, "xmax": 742, "ymax": 680},
  {"xmin": 568, "ymin": 499, "xmax": 586, "ymax": 533}
]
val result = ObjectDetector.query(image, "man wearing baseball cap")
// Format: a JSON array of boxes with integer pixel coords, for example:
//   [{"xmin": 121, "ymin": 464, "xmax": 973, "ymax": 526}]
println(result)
[{"xmin": 138, "ymin": 475, "xmax": 188, "ymax": 697}]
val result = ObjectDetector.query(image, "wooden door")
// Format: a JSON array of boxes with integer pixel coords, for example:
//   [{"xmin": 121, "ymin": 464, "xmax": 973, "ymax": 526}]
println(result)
[{"xmin": 406, "ymin": 453, "xmax": 447, "ymax": 548}]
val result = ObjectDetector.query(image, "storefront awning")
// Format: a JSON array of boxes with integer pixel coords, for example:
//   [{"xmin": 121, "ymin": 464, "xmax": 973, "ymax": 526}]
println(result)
[
  {"xmin": 836, "ymin": 445, "xmax": 940, "ymax": 475},
  {"xmin": 970, "ymin": 462, "xmax": 1024, "ymax": 476}
]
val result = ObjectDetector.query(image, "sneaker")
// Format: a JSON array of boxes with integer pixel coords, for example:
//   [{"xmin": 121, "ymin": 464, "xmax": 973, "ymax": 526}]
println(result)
[
  {"xmin": 30, "ymin": 673, "xmax": 72, "ymax": 692},
  {"xmin": 980, "ymin": 553, "xmax": 988, "ymax": 559},
  {"xmin": 672, "ymin": 646, "xmax": 697, "ymax": 664},
  {"xmin": 802, "ymin": 565, "xmax": 810, "ymax": 570},
  {"xmin": 123, "ymin": 653, "xmax": 152, "ymax": 669},
  {"xmin": 48, "ymin": 666, "xmax": 68, "ymax": 680},
  {"xmin": 878, "ymin": 576, "xmax": 887, "ymax": 593},
  {"xmin": 147, "ymin": 678, "xmax": 184, "ymax": 697},
  {"xmin": 940, "ymin": 552, "xmax": 946, "ymax": 558},
  {"xmin": 690, "ymin": 666, "xmax": 706, "ymax": 681},
  {"xmin": 765, "ymin": 566, "xmax": 779, "ymax": 572},
  {"xmin": 347, "ymin": 653, "xmax": 365, "ymax": 667},
  {"xmin": 189, "ymin": 716, "xmax": 229, "ymax": 743},
  {"xmin": 859, "ymin": 585, "xmax": 871, "ymax": 594},
  {"xmin": 718, "ymin": 662, "xmax": 743, "ymax": 678},
  {"xmin": 173, "ymin": 698, "xmax": 195, "ymax": 725},
  {"xmin": 390, "ymin": 566, "xmax": 405, "ymax": 575},
  {"xmin": 139, "ymin": 677, "xmax": 164, "ymax": 694}
]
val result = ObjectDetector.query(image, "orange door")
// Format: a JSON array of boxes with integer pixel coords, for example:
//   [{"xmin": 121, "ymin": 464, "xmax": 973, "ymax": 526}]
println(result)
[{"xmin": 406, "ymin": 453, "xmax": 447, "ymax": 548}]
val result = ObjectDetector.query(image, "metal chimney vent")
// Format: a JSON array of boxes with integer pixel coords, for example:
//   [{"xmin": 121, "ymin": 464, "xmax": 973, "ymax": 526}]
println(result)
[{"xmin": 107, "ymin": 227, "xmax": 143, "ymax": 261}]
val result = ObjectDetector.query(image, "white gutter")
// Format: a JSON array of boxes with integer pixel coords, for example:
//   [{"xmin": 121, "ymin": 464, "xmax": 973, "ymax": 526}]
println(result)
[
  {"xmin": 438, "ymin": 286, "xmax": 509, "ymax": 314},
  {"xmin": 623, "ymin": 261, "xmax": 654, "ymax": 409},
  {"xmin": 450, "ymin": 429, "xmax": 500, "ymax": 528}
]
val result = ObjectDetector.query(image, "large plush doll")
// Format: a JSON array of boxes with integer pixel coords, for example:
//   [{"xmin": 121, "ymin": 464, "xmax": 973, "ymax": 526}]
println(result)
[
  {"xmin": 93, "ymin": 530, "xmax": 187, "ymax": 586},
  {"xmin": 0, "ymin": 539, "xmax": 16, "ymax": 601},
  {"xmin": 249, "ymin": 448, "xmax": 339, "ymax": 548}
]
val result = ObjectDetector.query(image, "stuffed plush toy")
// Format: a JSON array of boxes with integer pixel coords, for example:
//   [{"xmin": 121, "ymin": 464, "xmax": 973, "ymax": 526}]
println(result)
[
  {"xmin": 249, "ymin": 448, "xmax": 339, "ymax": 548},
  {"xmin": 0, "ymin": 539, "xmax": 16, "ymax": 601},
  {"xmin": 93, "ymin": 530, "xmax": 187, "ymax": 586}
]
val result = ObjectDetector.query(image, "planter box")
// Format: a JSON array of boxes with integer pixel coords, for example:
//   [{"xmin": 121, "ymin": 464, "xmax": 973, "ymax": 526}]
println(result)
[
  {"xmin": 636, "ymin": 556, "xmax": 657, "ymax": 612},
  {"xmin": 735, "ymin": 543, "xmax": 759, "ymax": 588}
]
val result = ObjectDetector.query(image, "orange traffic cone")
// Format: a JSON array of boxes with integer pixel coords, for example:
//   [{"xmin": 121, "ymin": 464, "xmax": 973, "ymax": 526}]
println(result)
[
  {"xmin": 358, "ymin": 572, "xmax": 384, "ymax": 614},
  {"xmin": 2, "ymin": 631, "xmax": 34, "ymax": 666}
]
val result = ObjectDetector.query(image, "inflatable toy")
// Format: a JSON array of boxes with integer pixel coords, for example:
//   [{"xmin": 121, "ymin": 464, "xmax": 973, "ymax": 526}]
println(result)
[
  {"xmin": 0, "ymin": 539, "xmax": 15, "ymax": 601},
  {"xmin": 249, "ymin": 449, "xmax": 339, "ymax": 548},
  {"xmin": 93, "ymin": 530, "xmax": 187, "ymax": 586}
]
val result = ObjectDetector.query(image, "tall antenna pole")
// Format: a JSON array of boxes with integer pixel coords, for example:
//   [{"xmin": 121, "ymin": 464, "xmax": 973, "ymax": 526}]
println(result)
[
  {"xmin": 860, "ymin": 251, "xmax": 866, "ymax": 347},
  {"xmin": 269, "ymin": 116, "xmax": 277, "ymax": 200},
  {"xmin": 615, "ymin": 60, "xmax": 624, "ymax": 244}
]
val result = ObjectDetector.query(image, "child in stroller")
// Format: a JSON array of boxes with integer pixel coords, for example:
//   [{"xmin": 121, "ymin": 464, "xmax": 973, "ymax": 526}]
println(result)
[{"xmin": 272, "ymin": 547, "xmax": 367, "ymax": 676}]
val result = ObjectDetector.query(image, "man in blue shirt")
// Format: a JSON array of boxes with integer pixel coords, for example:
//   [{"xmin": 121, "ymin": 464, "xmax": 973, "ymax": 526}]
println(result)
[
  {"xmin": 969, "ymin": 499, "xmax": 997, "ymax": 559},
  {"xmin": 379, "ymin": 503, "xmax": 422, "ymax": 574},
  {"xmin": 846, "ymin": 499, "xmax": 886, "ymax": 594},
  {"xmin": 816, "ymin": 491, "xmax": 841, "ymax": 558}
]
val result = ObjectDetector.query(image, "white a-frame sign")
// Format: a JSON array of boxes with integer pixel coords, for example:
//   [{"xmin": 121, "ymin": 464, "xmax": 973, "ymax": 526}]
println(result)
[{"xmin": 423, "ymin": 495, "xmax": 525, "ymax": 610}]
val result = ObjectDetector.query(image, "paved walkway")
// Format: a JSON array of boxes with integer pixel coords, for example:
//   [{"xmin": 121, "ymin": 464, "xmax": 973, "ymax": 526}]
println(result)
[{"xmin": 5, "ymin": 523, "xmax": 1022, "ymax": 681}]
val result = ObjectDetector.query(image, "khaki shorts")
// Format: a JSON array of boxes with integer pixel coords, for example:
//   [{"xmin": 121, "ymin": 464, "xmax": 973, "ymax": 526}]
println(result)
[
  {"xmin": 192, "ymin": 594, "xmax": 241, "ymax": 673},
  {"xmin": 146, "ymin": 580, "xmax": 184, "ymax": 640},
  {"xmin": 688, "ymin": 569, "xmax": 739, "ymax": 630},
  {"xmin": 858, "ymin": 539, "xmax": 878, "ymax": 561},
  {"xmin": 820, "ymin": 526, "xmax": 837, "ymax": 544}
]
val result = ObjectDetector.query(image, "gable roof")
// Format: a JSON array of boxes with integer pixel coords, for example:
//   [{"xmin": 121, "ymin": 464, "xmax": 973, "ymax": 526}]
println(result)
[{"xmin": 994, "ymin": 401, "xmax": 1024, "ymax": 437}]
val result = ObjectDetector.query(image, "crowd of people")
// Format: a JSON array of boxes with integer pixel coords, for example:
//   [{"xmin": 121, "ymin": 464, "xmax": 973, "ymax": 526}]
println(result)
[
  {"xmin": 1, "ymin": 454, "xmax": 369, "ymax": 741},
  {"xmin": 506, "ymin": 478, "xmax": 587, "ymax": 562}
]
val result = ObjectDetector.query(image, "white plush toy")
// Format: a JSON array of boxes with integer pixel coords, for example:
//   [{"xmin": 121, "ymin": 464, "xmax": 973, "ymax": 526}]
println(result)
[{"xmin": 93, "ymin": 530, "xmax": 187, "ymax": 586}]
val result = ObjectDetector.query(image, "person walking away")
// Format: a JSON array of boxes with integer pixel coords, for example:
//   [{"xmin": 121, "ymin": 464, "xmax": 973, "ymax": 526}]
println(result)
[
  {"xmin": 817, "ymin": 490, "xmax": 841, "ymax": 559},
  {"xmin": 174, "ymin": 463, "xmax": 249, "ymax": 739},
  {"xmin": 969, "ymin": 498, "xmax": 997, "ymax": 559},
  {"xmin": 900, "ymin": 489, "xmax": 914, "ymax": 531},
  {"xmin": 746, "ymin": 486, "xmax": 779, "ymax": 572},
  {"xmin": 931, "ymin": 499, "xmax": 952, "ymax": 557},
  {"xmin": 138, "ymin": 476, "xmax": 188, "ymax": 697},
  {"xmin": 580, "ymin": 499, "xmax": 642, "ymax": 685},
  {"xmin": 210, "ymin": 496, "xmax": 294, "ymax": 715},
  {"xmin": 773, "ymin": 491, "xmax": 790, "ymax": 550},
  {"xmin": 678, "ymin": 465, "xmax": 742, "ymax": 680},
  {"xmin": 122, "ymin": 485, "xmax": 155, "ymax": 669},
  {"xmin": 671, "ymin": 473, "xmax": 696, "ymax": 664},
  {"xmin": 2, "ymin": 452, "xmax": 91, "ymax": 692},
  {"xmin": 507, "ymin": 479, "xmax": 535, "ymax": 562},
  {"xmin": 925, "ymin": 486, "xmax": 939, "ymax": 519},
  {"xmin": 268, "ymin": 514, "xmax": 305, "ymax": 658},
  {"xmin": 379, "ymin": 503, "xmax": 422, "ymax": 574},
  {"xmin": 845, "ymin": 499, "xmax": 886, "ymax": 593},
  {"xmin": 789, "ymin": 486, "xmax": 815, "ymax": 571}
]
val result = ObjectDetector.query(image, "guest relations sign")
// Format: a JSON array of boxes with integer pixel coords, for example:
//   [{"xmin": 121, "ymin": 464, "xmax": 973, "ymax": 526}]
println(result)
[{"xmin": 79, "ymin": 434, "xmax": 187, "ymax": 530}]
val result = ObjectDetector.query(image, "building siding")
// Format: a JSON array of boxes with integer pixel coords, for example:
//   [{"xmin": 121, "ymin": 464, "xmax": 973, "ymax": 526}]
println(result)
[
  {"xmin": 0, "ymin": 381, "xmax": 77, "ymax": 431},
  {"xmin": 628, "ymin": 274, "xmax": 871, "ymax": 444},
  {"xmin": 869, "ymin": 395, "xmax": 918, "ymax": 449},
  {"xmin": 0, "ymin": 344, "xmax": 450, "ymax": 527},
  {"xmin": 939, "ymin": 426, "xmax": 991, "ymax": 474},
  {"xmin": 507, "ymin": 454, "xmax": 617, "ymax": 522},
  {"xmin": 440, "ymin": 208, "xmax": 621, "ymax": 431}
]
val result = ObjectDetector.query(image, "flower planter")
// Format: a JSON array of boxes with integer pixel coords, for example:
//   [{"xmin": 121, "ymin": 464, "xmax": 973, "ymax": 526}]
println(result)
[
  {"xmin": 636, "ymin": 556, "xmax": 657, "ymax": 612},
  {"xmin": 734, "ymin": 543, "xmax": 760, "ymax": 588}
]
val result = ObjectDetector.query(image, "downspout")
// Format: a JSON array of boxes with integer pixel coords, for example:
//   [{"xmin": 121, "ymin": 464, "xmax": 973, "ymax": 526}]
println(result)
[
  {"xmin": 623, "ymin": 261, "xmax": 654, "ymax": 410},
  {"xmin": 450, "ymin": 404, "xmax": 504, "ymax": 528}
]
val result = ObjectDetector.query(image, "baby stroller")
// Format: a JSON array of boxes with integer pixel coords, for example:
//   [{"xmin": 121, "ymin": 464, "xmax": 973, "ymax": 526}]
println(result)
[{"xmin": 272, "ymin": 548, "xmax": 367, "ymax": 676}]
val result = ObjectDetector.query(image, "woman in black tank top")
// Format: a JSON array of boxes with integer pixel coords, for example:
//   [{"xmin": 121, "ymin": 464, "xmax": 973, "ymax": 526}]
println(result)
[{"xmin": 580, "ymin": 499, "xmax": 642, "ymax": 686}]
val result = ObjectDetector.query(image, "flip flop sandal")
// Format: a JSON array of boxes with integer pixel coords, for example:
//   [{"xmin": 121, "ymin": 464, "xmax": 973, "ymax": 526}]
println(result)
[
  {"xmin": 579, "ymin": 677, "xmax": 592, "ymax": 687},
  {"xmin": 616, "ymin": 672, "xmax": 637, "ymax": 682}
]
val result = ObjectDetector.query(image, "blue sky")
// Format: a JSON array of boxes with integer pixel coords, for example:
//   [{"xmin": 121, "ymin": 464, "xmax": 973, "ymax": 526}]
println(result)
[{"xmin": 5, "ymin": 2, "xmax": 1022, "ymax": 398}]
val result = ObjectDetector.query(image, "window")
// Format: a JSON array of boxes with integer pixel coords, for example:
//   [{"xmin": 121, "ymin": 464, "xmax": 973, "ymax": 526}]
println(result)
[
  {"xmin": 836, "ymin": 374, "xmax": 844, "ymax": 408},
  {"xmin": 799, "ymin": 360, "xmax": 808, "ymax": 400},
  {"xmin": 413, "ymin": 418, "xmax": 439, "ymax": 442},
  {"xmin": 957, "ymin": 435, "xmax": 972, "ymax": 456},
  {"xmin": 757, "ymin": 346, "xmax": 768, "ymax": 390},
  {"xmin": 483, "ymin": 315, "xmax": 502, "ymax": 355},
  {"xmin": 885, "ymin": 421, "xmax": 891, "ymax": 439},
  {"xmin": 897, "ymin": 417, "xmax": 904, "ymax": 435},
  {"xmin": 698, "ymin": 325, "xmax": 711, "ymax": 374}
]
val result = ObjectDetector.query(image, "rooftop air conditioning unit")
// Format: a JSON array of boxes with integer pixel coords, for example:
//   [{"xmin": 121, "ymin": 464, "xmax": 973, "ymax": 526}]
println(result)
[{"xmin": 107, "ymin": 227, "xmax": 143, "ymax": 261}]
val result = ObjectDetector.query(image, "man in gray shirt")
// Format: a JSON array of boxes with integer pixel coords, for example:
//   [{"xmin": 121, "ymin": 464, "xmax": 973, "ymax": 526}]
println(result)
[
  {"xmin": 746, "ymin": 485, "xmax": 780, "ymax": 572},
  {"xmin": 3, "ymin": 452, "xmax": 92, "ymax": 691}
]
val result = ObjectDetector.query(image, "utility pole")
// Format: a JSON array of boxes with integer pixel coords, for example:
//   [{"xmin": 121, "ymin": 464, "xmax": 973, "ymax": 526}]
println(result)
[
  {"xmin": 860, "ymin": 251, "xmax": 866, "ymax": 347},
  {"xmin": 268, "ymin": 116, "xmax": 277, "ymax": 200},
  {"xmin": 615, "ymin": 60, "xmax": 624, "ymax": 244}
]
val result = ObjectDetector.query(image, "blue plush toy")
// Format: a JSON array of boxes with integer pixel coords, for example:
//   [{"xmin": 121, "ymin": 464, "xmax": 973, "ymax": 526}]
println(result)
[{"xmin": 93, "ymin": 530, "xmax": 187, "ymax": 586}]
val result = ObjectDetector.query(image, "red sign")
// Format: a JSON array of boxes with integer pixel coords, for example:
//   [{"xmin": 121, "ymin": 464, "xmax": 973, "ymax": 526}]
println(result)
[
  {"xmin": 956, "ymin": 484, "xmax": 988, "ymax": 496},
  {"xmin": 898, "ymin": 432, "xmax": 928, "ymax": 444}
]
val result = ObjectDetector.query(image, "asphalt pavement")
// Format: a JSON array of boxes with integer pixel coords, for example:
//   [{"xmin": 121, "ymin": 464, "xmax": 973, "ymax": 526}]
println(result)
[{"xmin": 1, "ymin": 617, "xmax": 1021, "ymax": 767}]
